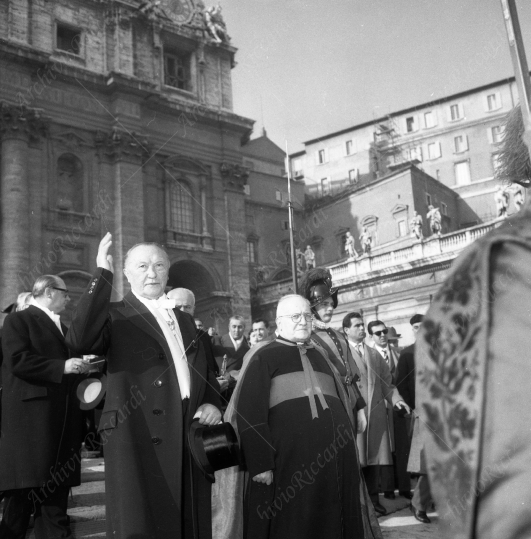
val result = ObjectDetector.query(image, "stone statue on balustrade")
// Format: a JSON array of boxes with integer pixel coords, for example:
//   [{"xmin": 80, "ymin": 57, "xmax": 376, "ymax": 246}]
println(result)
[
  {"xmin": 426, "ymin": 205, "xmax": 442, "ymax": 237},
  {"xmin": 410, "ymin": 211, "xmax": 423, "ymax": 240},
  {"xmin": 494, "ymin": 184, "xmax": 510, "ymax": 218},
  {"xmin": 359, "ymin": 226, "xmax": 372, "ymax": 255},
  {"xmin": 203, "ymin": 3, "xmax": 230, "ymax": 43},
  {"xmin": 344, "ymin": 231, "xmax": 358, "ymax": 259},
  {"xmin": 304, "ymin": 245, "xmax": 315, "ymax": 270},
  {"xmin": 296, "ymin": 248, "xmax": 304, "ymax": 275},
  {"xmin": 513, "ymin": 185, "xmax": 525, "ymax": 213}
]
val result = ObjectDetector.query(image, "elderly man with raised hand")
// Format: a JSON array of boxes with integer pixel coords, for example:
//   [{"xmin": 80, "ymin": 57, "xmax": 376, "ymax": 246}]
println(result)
[
  {"xmin": 0, "ymin": 275, "xmax": 91, "ymax": 539},
  {"xmin": 217, "ymin": 294, "xmax": 382, "ymax": 539},
  {"xmin": 66, "ymin": 233, "xmax": 222, "ymax": 539}
]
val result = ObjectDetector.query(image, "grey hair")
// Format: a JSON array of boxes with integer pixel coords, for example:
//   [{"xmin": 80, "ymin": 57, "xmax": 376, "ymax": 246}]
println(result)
[
  {"xmin": 124, "ymin": 242, "xmax": 170, "ymax": 268},
  {"xmin": 276, "ymin": 294, "xmax": 310, "ymax": 317},
  {"xmin": 15, "ymin": 292, "xmax": 32, "ymax": 311},
  {"xmin": 168, "ymin": 287, "xmax": 195, "ymax": 303},
  {"xmin": 229, "ymin": 315, "xmax": 246, "ymax": 328},
  {"xmin": 32, "ymin": 275, "xmax": 62, "ymax": 298}
]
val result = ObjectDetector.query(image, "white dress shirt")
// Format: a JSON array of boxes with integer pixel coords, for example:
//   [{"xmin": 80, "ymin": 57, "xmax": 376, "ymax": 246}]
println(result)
[
  {"xmin": 30, "ymin": 297, "xmax": 64, "ymax": 336},
  {"xmin": 230, "ymin": 335, "xmax": 244, "ymax": 351},
  {"xmin": 133, "ymin": 291, "xmax": 191, "ymax": 399}
]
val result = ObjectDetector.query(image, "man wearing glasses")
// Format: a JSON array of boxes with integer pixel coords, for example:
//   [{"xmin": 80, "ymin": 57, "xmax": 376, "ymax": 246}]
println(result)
[
  {"xmin": 0, "ymin": 275, "xmax": 91, "ymax": 539},
  {"xmin": 343, "ymin": 313, "xmax": 410, "ymax": 516},
  {"xmin": 219, "ymin": 294, "xmax": 382, "ymax": 539},
  {"xmin": 368, "ymin": 320, "xmax": 413, "ymax": 503}
]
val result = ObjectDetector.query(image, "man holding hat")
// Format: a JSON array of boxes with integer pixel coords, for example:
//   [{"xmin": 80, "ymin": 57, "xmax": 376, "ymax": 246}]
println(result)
[
  {"xmin": 67, "ymin": 233, "xmax": 222, "ymax": 539},
  {"xmin": 0, "ymin": 276, "xmax": 90, "ymax": 539},
  {"xmin": 299, "ymin": 268, "xmax": 367, "ymax": 433}
]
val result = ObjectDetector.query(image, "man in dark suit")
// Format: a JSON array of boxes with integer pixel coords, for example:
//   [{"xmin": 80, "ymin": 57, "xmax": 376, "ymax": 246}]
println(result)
[
  {"xmin": 213, "ymin": 315, "xmax": 249, "ymax": 375},
  {"xmin": 396, "ymin": 314, "xmax": 432, "ymax": 524},
  {"xmin": 67, "ymin": 233, "xmax": 222, "ymax": 539},
  {"xmin": 0, "ymin": 275, "xmax": 91, "ymax": 539}
]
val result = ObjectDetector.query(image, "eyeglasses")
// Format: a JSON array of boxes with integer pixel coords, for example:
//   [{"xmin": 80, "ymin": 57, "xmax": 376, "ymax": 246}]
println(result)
[
  {"xmin": 51, "ymin": 286, "xmax": 70, "ymax": 295},
  {"xmin": 372, "ymin": 329, "xmax": 388, "ymax": 337},
  {"xmin": 277, "ymin": 313, "xmax": 313, "ymax": 324}
]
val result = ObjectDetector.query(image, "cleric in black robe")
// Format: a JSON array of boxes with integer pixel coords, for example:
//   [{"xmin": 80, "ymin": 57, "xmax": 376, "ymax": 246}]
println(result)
[{"xmin": 222, "ymin": 294, "xmax": 382, "ymax": 539}]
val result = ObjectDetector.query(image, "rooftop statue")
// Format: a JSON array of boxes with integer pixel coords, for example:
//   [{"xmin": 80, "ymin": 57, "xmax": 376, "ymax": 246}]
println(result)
[{"xmin": 203, "ymin": 3, "xmax": 230, "ymax": 43}]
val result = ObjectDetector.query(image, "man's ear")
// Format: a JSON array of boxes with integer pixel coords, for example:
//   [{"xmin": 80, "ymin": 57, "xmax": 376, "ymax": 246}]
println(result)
[{"xmin": 123, "ymin": 267, "xmax": 130, "ymax": 283}]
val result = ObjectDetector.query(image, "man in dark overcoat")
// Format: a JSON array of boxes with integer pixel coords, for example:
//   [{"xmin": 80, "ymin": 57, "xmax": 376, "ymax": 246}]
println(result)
[
  {"xmin": 0, "ymin": 275, "xmax": 91, "ymax": 539},
  {"xmin": 66, "ymin": 233, "xmax": 222, "ymax": 539}
]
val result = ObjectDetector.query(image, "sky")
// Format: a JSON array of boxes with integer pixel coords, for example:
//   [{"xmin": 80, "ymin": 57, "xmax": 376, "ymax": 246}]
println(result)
[{"xmin": 220, "ymin": 0, "xmax": 531, "ymax": 152}]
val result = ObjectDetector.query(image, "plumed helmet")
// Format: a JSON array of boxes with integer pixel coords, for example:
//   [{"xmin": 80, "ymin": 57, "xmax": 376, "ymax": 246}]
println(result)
[{"xmin": 298, "ymin": 267, "xmax": 339, "ymax": 310}]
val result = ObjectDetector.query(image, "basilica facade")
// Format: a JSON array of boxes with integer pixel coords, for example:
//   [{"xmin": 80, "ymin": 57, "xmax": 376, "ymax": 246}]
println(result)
[{"xmin": 0, "ymin": 0, "xmax": 254, "ymax": 327}]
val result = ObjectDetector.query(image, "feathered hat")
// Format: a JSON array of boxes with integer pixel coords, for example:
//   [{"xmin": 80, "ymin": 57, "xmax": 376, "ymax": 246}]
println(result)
[
  {"xmin": 298, "ymin": 267, "xmax": 339, "ymax": 310},
  {"xmin": 495, "ymin": 105, "xmax": 531, "ymax": 187}
]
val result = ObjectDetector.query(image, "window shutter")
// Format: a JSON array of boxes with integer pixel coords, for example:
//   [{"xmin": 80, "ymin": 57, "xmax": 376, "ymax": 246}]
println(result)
[
  {"xmin": 436, "ymin": 142, "xmax": 442, "ymax": 158},
  {"xmin": 463, "ymin": 135, "xmax": 469, "ymax": 151}
]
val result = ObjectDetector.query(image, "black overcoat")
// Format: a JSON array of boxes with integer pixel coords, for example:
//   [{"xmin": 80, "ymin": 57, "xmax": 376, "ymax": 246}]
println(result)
[
  {"xmin": 0, "ymin": 306, "xmax": 83, "ymax": 491},
  {"xmin": 66, "ymin": 269, "xmax": 222, "ymax": 539}
]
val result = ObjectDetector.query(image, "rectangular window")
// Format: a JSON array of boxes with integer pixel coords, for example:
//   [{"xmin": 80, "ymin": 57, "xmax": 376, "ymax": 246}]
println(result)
[
  {"xmin": 281, "ymin": 220, "xmax": 289, "ymax": 230},
  {"xmin": 426, "ymin": 193, "xmax": 432, "ymax": 206},
  {"xmin": 486, "ymin": 92, "xmax": 501, "ymax": 111},
  {"xmin": 449, "ymin": 104, "xmax": 461, "ymax": 121},
  {"xmin": 321, "ymin": 177, "xmax": 330, "ymax": 196},
  {"xmin": 348, "ymin": 169, "xmax": 359, "ymax": 183},
  {"xmin": 318, "ymin": 149, "xmax": 326, "ymax": 164},
  {"xmin": 247, "ymin": 241, "xmax": 256, "ymax": 264},
  {"xmin": 441, "ymin": 202, "xmax": 448, "ymax": 216},
  {"xmin": 275, "ymin": 189, "xmax": 282, "ymax": 202},
  {"xmin": 492, "ymin": 153, "xmax": 502, "ymax": 174},
  {"xmin": 424, "ymin": 111, "xmax": 437, "ymax": 128},
  {"xmin": 454, "ymin": 135, "xmax": 468, "ymax": 153},
  {"xmin": 164, "ymin": 50, "xmax": 190, "ymax": 91},
  {"xmin": 398, "ymin": 220, "xmax": 407, "ymax": 237},
  {"xmin": 345, "ymin": 140, "xmax": 353, "ymax": 155},
  {"xmin": 491, "ymin": 125, "xmax": 503, "ymax": 144},
  {"xmin": 455, "ymin": 161, "xmax": 471, "ymax": 186},
  {"xmin": 243, "ymin": 184, "xmax": 250, "ymax": 196},
  {"xmin": 56, "ymin": 24, "xmax": 81, "ymax": 55},
  {"xmin": 428, "ymin": 142, "xmax": 442, "ymax": 160},
  {"xmin": 405, "ymin": 116, "xmax": 417, "ymax": 133}
]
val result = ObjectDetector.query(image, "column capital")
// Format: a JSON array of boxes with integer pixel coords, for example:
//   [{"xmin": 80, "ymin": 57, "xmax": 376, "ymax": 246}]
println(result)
[
  {"xmin": 220, "ymin": 162, "xmax": 249, "ymax": 192},
  {"xmin": 0, "ymin": 102, "xmax": 48, "ymax": 143},
  {"xmin": 95, "ymin": 127, "xmax": 151, "ymax": 164}
]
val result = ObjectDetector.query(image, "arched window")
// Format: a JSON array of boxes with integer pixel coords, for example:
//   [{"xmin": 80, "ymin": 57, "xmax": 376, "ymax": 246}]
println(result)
[
  {"xmin": 170, "ymin": 180, "xmax": 194, "ymax": 232},
  {"xmin": 56, "ymin": 153, "xmax": 84, "ymax": 212}
]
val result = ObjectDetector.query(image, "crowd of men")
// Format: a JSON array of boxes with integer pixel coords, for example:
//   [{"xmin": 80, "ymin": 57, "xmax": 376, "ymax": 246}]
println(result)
[{"xmin": 0, "ymin": 228, "xmax": 434, "ymax": 539}]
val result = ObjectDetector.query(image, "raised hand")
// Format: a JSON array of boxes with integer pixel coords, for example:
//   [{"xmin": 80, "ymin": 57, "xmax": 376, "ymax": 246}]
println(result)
[{"xmin": 96, "ymin": 232, "xmax": 114, "ymax": 273}]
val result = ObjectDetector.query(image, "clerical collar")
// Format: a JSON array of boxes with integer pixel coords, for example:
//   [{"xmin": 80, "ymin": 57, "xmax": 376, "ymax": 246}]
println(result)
[{"xmin": 276, "ymin": 335, "xmax": 312, "ymax": 347}]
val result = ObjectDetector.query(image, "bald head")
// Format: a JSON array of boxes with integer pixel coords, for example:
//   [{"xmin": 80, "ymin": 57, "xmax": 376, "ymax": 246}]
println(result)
[
  {"xmin": 168, "ymin": 288, "xmax": 195, "ymax": 315},
  {"xmin": 276, "ymin": 295, "xmax": 313, "ymax": 343}
]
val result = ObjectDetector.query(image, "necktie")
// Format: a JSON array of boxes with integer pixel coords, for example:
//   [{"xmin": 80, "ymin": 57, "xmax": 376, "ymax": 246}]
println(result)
[{"xmin": 382, "ymin": 349, "xmax": 389, "ymax": 363}]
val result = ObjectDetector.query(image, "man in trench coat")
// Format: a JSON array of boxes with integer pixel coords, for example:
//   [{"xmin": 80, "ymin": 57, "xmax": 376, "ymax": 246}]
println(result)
[
  {"xmin": 0, "ymin": 275, "xmax": 91, "ymax": 538},
  {"xmin": 67, "ymin": 233, "xmax": 222, "ymax": 539},
  {"xmin": 342, "ymin": 312, "xmax": 409, "ymax": 516}
]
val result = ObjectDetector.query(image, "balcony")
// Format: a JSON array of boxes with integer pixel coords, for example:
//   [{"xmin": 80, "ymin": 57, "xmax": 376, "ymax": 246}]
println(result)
[
  {"xmin": 256, "ymin": 220, "xmax": 500, "ymax": 304},
  {"xmin": 328, "ymin": 221, "xmax": 499, "ymax": 285}
]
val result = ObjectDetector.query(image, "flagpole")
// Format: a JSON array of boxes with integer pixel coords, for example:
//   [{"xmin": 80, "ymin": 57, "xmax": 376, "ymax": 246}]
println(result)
[
  {"xmin": 285, "ymin": 141, "xmax": 298, "ymax": 293},
  {"xmin": 501, "ymin": 0, "xmax": 531, "ymax": 154}
]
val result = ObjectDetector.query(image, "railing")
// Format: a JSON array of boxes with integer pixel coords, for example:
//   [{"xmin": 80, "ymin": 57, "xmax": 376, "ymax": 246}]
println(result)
[
  {"xmin": 328, "ymin": 221, "xmax": 497, "ymax": 284},
  {"xmin": 256, "ymin": 220, "xmax": 498, "ymax": 302}
]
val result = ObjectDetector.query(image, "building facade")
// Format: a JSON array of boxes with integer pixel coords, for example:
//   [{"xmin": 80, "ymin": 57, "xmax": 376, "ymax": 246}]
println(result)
[
  {"xmin": 291, "ymin": 77, "xmax": 526, "ymax": 227},
  {"xmin": 0, "ymin": 0, "xmax": 254, "ymax": 329}
]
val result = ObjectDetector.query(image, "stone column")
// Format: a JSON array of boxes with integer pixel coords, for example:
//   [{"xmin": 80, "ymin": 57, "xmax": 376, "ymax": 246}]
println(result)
[
  {"xmin": 220, "ymin": 162, "xmax": 251, "ymax": 322},
  {"xmin": 0, "ymin": 104, "xmax": 46, "ymax": 313},
  {"xmin": 97, "ymin": 128, "xmax": 150, "ymax": 299}
]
